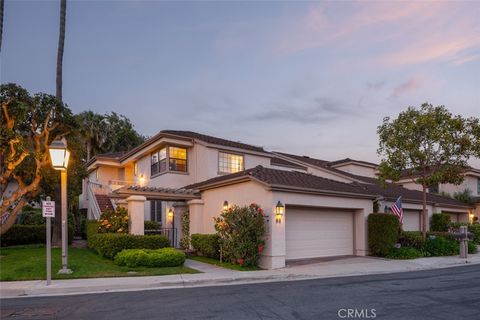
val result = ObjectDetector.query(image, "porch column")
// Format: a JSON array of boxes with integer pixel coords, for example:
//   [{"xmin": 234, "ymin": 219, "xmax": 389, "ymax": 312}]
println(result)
[
  {"xmin": 187, "ymin": 199, "xmax": 204, "ymax": 235},
  {"xmin": 264, "ymin": 202, "xmax": 286, "ymax": 269},
  {"xmin": 173, "ymin": 202, "xmax": 188, "ymax": 248},
  {"xmin": 127, "ymin": 195, "xmax": 146, "ymax": 235}
]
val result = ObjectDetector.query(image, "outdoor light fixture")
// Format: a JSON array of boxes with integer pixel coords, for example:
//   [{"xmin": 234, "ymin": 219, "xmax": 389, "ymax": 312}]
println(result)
[
  {"xmin": 223, "ymin": 200, "xmax": 229, "ymax": 211},
  {"xmin": 138, "ymin": 174, "xmax": 146, "ymax": 186},
  {"xmin": 275, "ymin": 201, "xmax": 285, "ymax": 224},
  {"xmin": 168, "ymin": 208, "xmax": 174, "ymax": 220},
  {"xmin": 48, "ymin": 138, "xmax": 72, "ymax": 274},
  {"xmin": 48, "ymin": 138, "xmax": 70, "ymax": 170},
  {"xmin": 469, "ymin": 212, "xmax": 475, "ymax": 222}
]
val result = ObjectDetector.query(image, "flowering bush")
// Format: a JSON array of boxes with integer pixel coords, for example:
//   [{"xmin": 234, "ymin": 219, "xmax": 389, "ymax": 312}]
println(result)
[
  {"xmin": 214, "ymin": 203, "xmax": 266, "ymax": 267},
  {"xmin": 98, "ymin": 207, "xmax": 129, "ymax": 234}
]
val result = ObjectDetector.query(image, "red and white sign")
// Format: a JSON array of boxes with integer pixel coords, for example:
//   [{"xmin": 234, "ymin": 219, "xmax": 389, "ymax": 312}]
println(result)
[{"xmin": 42, "ymin": 201, "xmax": 55, "ymax": 218}]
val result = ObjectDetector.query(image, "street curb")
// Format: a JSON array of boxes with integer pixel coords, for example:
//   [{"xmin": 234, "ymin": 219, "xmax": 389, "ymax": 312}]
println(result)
[{"xmin": 1, "ymin": 259, "xmax": 478, "ymax": 299}]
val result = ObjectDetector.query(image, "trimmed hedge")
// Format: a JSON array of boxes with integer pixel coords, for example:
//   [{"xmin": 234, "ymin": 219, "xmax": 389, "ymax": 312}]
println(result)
[
  {"xmin": 1, "ymin": 225, "xmax": 45, "ymax": 247},
  {"xmin": 430, "ymin": 213, "xmax": 451, "ymax": 232},
  {"xmin": 1, "ymin": 224, "xmax": 73, "ymax": 247},
  {"xmin": 468, "ymin": 242, "xmax": 478, "ymax": 254},
  {"xmin": 114, "ymin": 248, "xmax": 185, "ymax": 268},
  {"xmin": 386, "ymin": 247, "xmax": 423, "ymax": 260},
  {"xmin": 368, "ymin": 213, "xmax": 400, "ymax": 257},
  {"xmin": 468, "ymin": 224, "xmax": 480, "ymax": 244},
  {"xmin": 191, "ymin": 234, "xmax": 220, "ymax": 259},
  {"xmin": 144, "ymin": 220, "xmax": 161, "ymax": 230},
  {"xmin": 87, "ymin": 221, "xmax": 170, "ymax": 259}
]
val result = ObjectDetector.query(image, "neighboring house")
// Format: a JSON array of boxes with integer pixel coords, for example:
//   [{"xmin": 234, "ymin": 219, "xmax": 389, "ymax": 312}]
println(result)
[
  {"xmin": 79, "ymin": 130, "xmax": 475, "ymax": 269},
  {"xmin": 395, "ymin": 167, "xmax": 480, "ymax": 222}
]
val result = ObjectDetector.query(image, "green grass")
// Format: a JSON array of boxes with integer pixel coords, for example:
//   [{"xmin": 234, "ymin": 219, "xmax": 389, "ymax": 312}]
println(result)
[
  {"xmin": 0, "ymin": 246, "xmax": 200, "ymax": 281},
  {"xmin": 189, "ymin": 256, "xmax": 262, "ymax": 271}
]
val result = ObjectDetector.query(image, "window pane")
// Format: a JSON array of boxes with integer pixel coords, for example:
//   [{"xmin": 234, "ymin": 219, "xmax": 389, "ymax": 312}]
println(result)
[
  {"xmin": 218, "ymin": 152, "xmax": 244, "ymax": 173},
  {"xmin": 151, "ymin": 152, "xmax": 159, "ymax": 164},
  {"xmin": 169, "ymin": 159, "xmax": 187, "ymax": 172},
  {"xmin": 159, "ymin": 147, "xmax": 167, "ymax": 160},
  {"xmin": 159, "ymin": 158, "xmax": 167, "ymax": 172},
  {"xmin": 169, "ymin": 147, "xmax": 187, "ymax": 160},
  {"xmin": 151, "ymin": 162, "xmax": 159, "ymax": 176}
]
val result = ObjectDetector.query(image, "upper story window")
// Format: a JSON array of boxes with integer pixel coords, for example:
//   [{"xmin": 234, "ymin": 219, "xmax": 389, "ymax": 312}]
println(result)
[
  {"xmin": 151, "ymin": 146, "xmax": 187, "ymax": 176},
  {"xmin": 477, "ymin": 177, "xmax": 480, "ymax": 195},
  {"xmin": 429, "ymin": 183, "xmax": 439, "ymax": 194},
  {"xmin": 218, "ymin": 152, "xmax": 244, "ymax": 174}
]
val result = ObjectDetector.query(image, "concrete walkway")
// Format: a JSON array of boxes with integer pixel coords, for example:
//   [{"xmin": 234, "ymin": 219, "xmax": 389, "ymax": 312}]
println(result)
[{"xmin": 1, "ymin": 253, "xmax": 479, "ymax": 299}]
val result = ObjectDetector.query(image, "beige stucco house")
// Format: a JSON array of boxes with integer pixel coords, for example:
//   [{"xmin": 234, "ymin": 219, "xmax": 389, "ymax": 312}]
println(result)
[{"xmin": 79, "ymin": 130, "xmax": 475, "ymax": 269}]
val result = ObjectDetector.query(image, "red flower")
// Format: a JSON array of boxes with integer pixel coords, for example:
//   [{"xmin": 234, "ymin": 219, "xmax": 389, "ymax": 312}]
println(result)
[
  {"xmin": 258, "ymin": 245, "xmax": 264, "ymax": 252},
  {"xmin": 258, "ymin": 208, "xmax": 263, "ymax": 214},
  {"xmin": 237, "ymin": 258, "xmax": 244, "ymax": 265}
]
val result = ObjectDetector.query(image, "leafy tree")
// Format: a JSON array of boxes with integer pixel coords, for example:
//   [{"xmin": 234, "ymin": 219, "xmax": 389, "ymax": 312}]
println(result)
[
  {"xmin": 453, "ymin": 189, "xmax": 475, "ymax": 206},
  {"xmin": 102, "ymin": 112, "xmax": 145, "ymax": 153},
  {"xmin": 377, "ymin": 103, "xmax": 480, "ymax": 237},
  {"xmin": 0, "ymin": 83, "xmax": 76, "ymax": 234}
]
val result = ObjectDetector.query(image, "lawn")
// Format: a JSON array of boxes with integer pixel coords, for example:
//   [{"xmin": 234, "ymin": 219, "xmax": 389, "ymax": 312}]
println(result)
[
  {"xmin": 0, "ymin": 245, "xmax": 199, "ymax": 281},
  {"xmin": 189, "ymin": 256, "xmax": 262, "ymax": 271}
]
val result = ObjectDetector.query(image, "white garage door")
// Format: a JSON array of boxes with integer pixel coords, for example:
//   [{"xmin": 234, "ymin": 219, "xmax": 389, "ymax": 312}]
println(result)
[
  {"xmin": 403, "ymin": 210, "xmax": 421, "ymax": 231},
  {"xmin": 286, "ymin": 208, "xmax": 354, "ymax": 260}
]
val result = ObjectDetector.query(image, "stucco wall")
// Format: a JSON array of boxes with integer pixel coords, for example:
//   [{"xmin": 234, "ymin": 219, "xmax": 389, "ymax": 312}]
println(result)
[
  {"xmin": 440, "ymin": 175, "xmax": 479, "ymax": 196},
  {"xmin": 334, "ymin": 164, "xmax": 377, "ymax": 178}
]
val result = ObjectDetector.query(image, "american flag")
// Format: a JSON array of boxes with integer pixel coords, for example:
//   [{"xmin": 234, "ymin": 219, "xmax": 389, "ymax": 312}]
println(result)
[{"xmin": 390, "ymin": 196, "xmax": 403, "ymax": 224}]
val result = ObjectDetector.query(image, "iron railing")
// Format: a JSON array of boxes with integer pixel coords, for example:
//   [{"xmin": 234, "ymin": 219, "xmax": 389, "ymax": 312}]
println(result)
[{"xmin": 145, "ymin": 228, "xmax": 178, "ymax": 247}]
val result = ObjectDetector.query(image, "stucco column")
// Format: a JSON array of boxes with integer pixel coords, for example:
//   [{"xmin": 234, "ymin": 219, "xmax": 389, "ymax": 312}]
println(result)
[
  {"xmin": 261, "ymin": 203, "xmax": 286, "ymax": 269},
  {"xmin": 172, "ymin": 202, "xmax": 188, "ymax": 248},
  {"xmin": 127, "ymin": 195, "xmax": 146, "ymax": 235},
  {"xmin": 187, "ymin": 199, "xmax": 204, "ymax": 235}
]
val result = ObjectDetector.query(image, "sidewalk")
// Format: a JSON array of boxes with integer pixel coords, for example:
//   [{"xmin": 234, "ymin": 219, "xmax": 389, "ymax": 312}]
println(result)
[{"xmin": 2, "ymin": 254, "xmax": 479, "ymax": 299}]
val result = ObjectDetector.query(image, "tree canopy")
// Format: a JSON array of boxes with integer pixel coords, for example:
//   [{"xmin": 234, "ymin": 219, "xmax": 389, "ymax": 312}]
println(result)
[{"xmin": 377, "ymin": 102, "xmax": 480, "ymax": 236}]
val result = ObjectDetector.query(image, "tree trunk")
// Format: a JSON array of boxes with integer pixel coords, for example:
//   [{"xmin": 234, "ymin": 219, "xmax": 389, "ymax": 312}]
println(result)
[
  {"xmin": 0, "ymin": 0, "xmax": 4, "ymax": 53},
  {"xmin": 56, "ymin": 0, "xmax": 66, "ymax": 101},
  {"xmin": 422, "ymin": 183, "xmax": 428, "ymax": 239},
  {"xmin": 52, "ymin": 0, "xmax": 67, "ymax": 246},
  {"xmin": 86, "ymin": 139, "xmax": 91, "ymax": 161}
]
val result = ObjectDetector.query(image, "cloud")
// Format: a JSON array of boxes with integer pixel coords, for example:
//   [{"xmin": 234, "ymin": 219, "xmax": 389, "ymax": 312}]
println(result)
[
  {"xmin": 367, "ymin": 80, "xmax": 386, "ymax": 91},
  {"xmin": 391, "ymin": 75, "xmax": 423, "ymax": 98},
  {"xmin": 245, "ymin": 97, "xmax": 358, "ymax": 124}
]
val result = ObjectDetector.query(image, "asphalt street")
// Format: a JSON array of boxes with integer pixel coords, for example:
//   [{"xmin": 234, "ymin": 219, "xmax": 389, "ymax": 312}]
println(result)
[{"xmin": 1, "ymin": 264, "xmax": 479, "ymax": 320}]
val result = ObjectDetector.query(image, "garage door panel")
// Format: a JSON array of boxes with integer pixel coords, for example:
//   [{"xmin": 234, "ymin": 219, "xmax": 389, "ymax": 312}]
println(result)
[
  {"xmin": 403, "ymin": 210, "xmax": 420, "ymax": 231},
  {"xmin": 286, "ymin": 208, "xmax": 354, "ymax": 260}
]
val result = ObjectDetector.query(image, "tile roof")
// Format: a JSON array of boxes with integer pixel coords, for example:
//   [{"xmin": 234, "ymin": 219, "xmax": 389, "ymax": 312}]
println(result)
[
  {"xmin": 186, "ymin": 166, "xmax": 375, "ymax": 198},
  {"xmin": 185, "ymin": 166, "xmax": 472, "ymax": 208},
  {"xmin": 270, "ymin": 157, "xmax": 307, "ymax": 170},
  {"xmin": 161, "ymin": 130, "xmax": 266, "ymax": 153},
  {"xmin": 328, "ymin": 158, "xmax": 378, "ymax": 168},
  {"xmin": 275, "ymin": 152, "xmax": 330, "ymax": 168}
]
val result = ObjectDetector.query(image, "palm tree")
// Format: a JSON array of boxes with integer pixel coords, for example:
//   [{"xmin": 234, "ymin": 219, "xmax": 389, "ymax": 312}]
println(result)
[
  {"xmin": 0, "ymin": 0, "xmax": 5, "ymax": 52},
  {"xmin": 56, "ymin": 0, "xmax": 66, "ymax": 100},
  {"xmin": 77, "ymin": 111, "xmax": 107, "ymax": 160}
]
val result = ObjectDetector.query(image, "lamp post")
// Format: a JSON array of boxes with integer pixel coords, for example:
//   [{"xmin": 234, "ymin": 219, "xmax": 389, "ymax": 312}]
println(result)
[{"xmin": 48, "ymin": 138, "xmax": 72, "ymax": 274}]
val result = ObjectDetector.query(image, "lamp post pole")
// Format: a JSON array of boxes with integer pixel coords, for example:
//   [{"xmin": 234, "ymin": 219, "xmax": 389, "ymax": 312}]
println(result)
[{"xmin": 60, "ymin": 170, "xmax": 70, "ymax": 273}]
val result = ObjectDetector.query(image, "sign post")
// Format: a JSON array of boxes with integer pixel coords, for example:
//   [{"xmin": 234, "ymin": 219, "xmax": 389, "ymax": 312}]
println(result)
[{"xmin": 42, "ymin": 197, "xmax": 55, "ymax": 286}]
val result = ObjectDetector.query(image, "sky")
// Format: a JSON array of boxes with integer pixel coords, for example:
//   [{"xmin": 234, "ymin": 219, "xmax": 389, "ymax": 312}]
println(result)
[{"xmin": 2, "ymin": 0, "xmax": 480, "ymax": 166}]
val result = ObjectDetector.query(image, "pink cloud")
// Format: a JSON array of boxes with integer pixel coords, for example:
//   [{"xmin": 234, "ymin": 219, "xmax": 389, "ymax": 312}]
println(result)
[{"xmin": 391, "ymin": 75, "xmax": 423, "ymax": 98}]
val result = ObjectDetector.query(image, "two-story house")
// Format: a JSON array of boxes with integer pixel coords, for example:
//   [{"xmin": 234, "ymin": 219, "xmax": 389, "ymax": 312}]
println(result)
[{"xmin": 80, "ymin": 130, "xmax": 474, "ymax": 269}]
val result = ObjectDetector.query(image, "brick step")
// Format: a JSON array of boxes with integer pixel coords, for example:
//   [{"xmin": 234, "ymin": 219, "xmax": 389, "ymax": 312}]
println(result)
[{"xmin": 95, "ymin": 194, "xmax": 115, "ymax": 213}]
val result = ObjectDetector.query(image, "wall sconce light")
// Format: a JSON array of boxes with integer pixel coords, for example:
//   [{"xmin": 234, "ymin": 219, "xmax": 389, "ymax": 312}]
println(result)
[
  {"xmin": 223, "ymin": 200, "xmax": 229, "ymax": 211},
  {"xmin": 469, "ymin": 212, "xmax": 475, "ymax": 222},
  {"xmin": 168, "ymin": 208, "xmax": 174, "ymax": 220},
  {"xmin": 138, "ymin": 174, "xmax": 146, "ymax": 186},
  {"xmin": 275, "ymin": 201, "xmax": 285, "ymax": 224}
]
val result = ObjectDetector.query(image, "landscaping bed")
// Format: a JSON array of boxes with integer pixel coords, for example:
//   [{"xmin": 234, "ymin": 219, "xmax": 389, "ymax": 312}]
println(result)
[
  {"xmin": 0, "ymin": 246, "xmax": 199, "ymax": 281},
  {"xmin": 189, "ymin": 256, "xmax": 262, "ymax": 271}
]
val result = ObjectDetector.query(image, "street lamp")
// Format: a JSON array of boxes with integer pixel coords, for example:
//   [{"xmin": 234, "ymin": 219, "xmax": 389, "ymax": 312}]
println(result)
[{"xmin": 48, "ymin": 138, "xmax": 72, "ymax": 274}]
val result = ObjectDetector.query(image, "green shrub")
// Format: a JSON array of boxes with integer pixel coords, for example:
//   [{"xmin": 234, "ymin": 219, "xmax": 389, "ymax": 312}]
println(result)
[
  {"xmin": 191, "ymin": 234, "xmax": 220, "ymax": 259},
  {"xmin": 98, "ymin": 207, "xmax": 128, "ymax": 234},
  {"xmin": 144, "ymin": 220, "xmax": 161, "ymax": 230},
  {"xmin": 425, "ymin": 235, "xmax": 458, "ymax": 256},
  {"xmin": 368, "ymin": 213, "xmax": 400, "ymax": 257},
  {"xmin": 398, "ymin": 231, "xmax": 425, "ymax": 250},
  {"xmin": 468, "ymin": 224, "xmax": 480, "ymax": 244},
  {"xmin": 214, "ymin": 204, "xmax": 266, "ymax": 267},
  {"xmin": 386, "ymin": 247, "xmax": 424, "ymax": 259},
  {"xmin": 179, "ymin": 211, "xmax": 190, "ymax": 250},
  {"xmin": 17, "ymin": 208, "xmax": 44, "ymax": 225},
  {"xmin": 88, "ymin": 232, "xmax": 170, "ymax": 259},
  {"xmin": 430, "ymin": 213, "xmax": 451, "ymax": 232},
  {"xmin": 1, "ymin": 225, "xmax": 46, "ymax": 247},
  {"xmin": 468, "ymin": 242, "xmax": 478, "ymax": 254},
  {"xmin": 115, "ymin": 248, "xmax": 185, "ymax": 268},
  {"xmin": 427, "ymin": 231, "xmax": 456, "ymax": 241}
]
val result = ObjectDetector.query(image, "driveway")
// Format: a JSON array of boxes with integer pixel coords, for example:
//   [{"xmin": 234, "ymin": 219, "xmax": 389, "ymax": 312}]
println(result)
[{"xmin": 2, "ymin": 264, "xmax": 479, "ymax": 320}]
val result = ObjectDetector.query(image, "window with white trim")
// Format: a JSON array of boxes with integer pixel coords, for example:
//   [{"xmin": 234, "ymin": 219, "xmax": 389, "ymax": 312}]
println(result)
[
  {"xmin": 151, "ymin": 146, "xmax": 187, "ymax": 176},
  {"xmin": 218, "ymin": 152, "xmax": 244, "ymax": 174}
]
